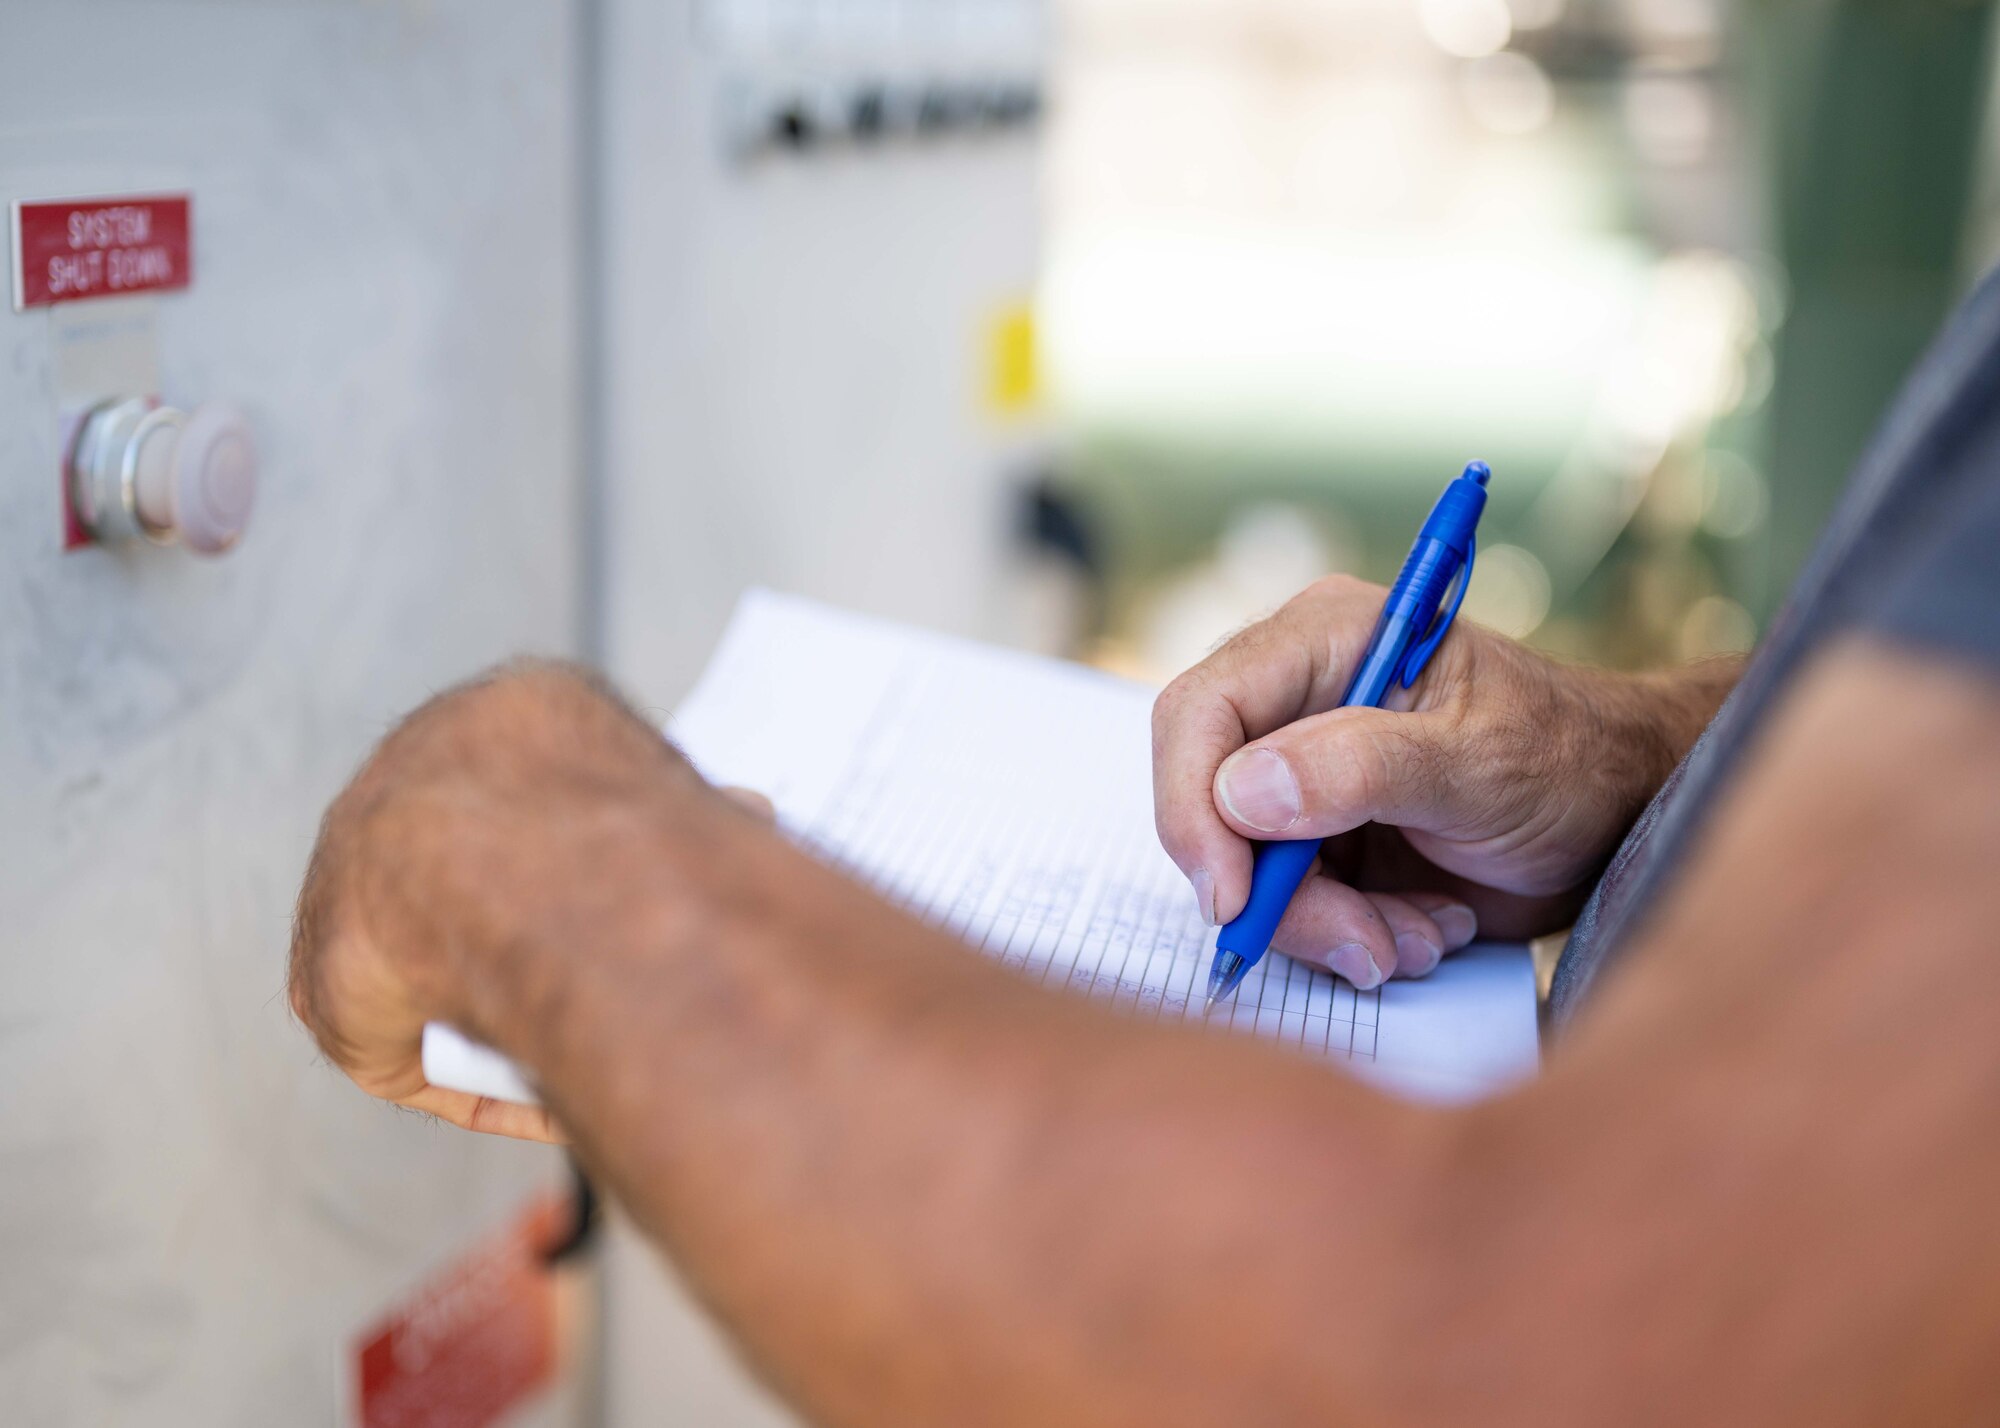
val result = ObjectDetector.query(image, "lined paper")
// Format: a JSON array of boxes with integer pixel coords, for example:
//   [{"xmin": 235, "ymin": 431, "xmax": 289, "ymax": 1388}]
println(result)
[{"xmin": 424, "ymin": 592, "xmax": 1539, "ymax": 1106}]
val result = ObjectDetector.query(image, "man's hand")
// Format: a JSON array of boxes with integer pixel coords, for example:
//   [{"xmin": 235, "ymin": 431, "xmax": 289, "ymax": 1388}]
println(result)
[
  {"xmin": 1153, "ymin": 575, "xmax": 1739, "ymax": 988},
  {"xmin": 287, "ymin": 659, "xmax": 731, "ymax": 1144}
]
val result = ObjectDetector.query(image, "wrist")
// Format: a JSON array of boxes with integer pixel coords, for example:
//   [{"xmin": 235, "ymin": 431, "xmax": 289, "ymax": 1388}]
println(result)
[
  {"xmin": 1579, "ymin": 656, "xmax": 1742, "ymax": 821},
  {"xmin": 439, "ymin": 783, "xmax": 727, "ymax": 1063},
  {"xmin": 1629, "ymin": 656, "xmax": 1742, "ymax": 773}
]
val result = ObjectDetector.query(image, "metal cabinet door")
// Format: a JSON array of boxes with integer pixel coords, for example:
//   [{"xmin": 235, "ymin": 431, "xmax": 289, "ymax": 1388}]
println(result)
[{"xmin": 1, "ymin": 4, "xmax": 585, "ymax": 1423}]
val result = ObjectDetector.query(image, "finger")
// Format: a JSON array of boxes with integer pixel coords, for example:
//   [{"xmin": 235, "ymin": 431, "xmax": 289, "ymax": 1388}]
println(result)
[
  {"xmin": 722, "ymin": 786, "xmax": 776, "ymax": 823},
  {"xmin": 1268, "ymin": 874, "xmax": 1400, "ymax": 990},
  {"xmin": 397, "ymin": 1085, "xmax": 568, "ymax": 1144},
  {"xmin": 1364, "ymin": 892, "xmax": 1448, "ymax": 978},
  {"xmin": 1213, "ymin": 704, "xmax": 1452, "ymax": 842},
  {"xmin": 1153, "ymin": 578, "xmax": 1392, "ymax": 924},
  {"xmin": 1398, "ymin": 891, "xmax": 1479, "ymax": 955},
  {"xmin": 1152, "ymin": 678, "xmax": 1254, "ymax": 927}
]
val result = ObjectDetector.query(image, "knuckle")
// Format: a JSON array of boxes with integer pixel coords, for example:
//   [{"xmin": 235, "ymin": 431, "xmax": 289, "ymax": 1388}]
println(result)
[
  {"xmin": 286, "ymin": 974, "xmax": 313, "ymax": 1031},
  {"xmin": 288, "ymin": 848, "xmax": 339, "ymax": 1031},
  {"xmin": 1153, "ymin": 675, "xmax": 1243, "ymax": 760},
  {"xmin": 1303, "ymin": 572, "xmax": 1386, "ymax": 616},
  {"xmin": 1151, "ymin": 677, "xmax": 1193, "ymax": 738},
  {"xmin": 397, "ymin": 658, "xmax": 632, "ymax": 757},
  {"xmin": 1305, "ymin": 572, "xmax": 1364, "ymax": 603}
]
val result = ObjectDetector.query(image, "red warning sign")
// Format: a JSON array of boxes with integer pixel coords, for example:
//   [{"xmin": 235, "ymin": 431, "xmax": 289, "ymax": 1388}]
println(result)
[
  {"xmin": 350, "ymin": 1195, "xmax": 565, "ymax": 1428},
  {"xmin": 11, "ymin": 194, "xmax": 192, "ymax": 310}
]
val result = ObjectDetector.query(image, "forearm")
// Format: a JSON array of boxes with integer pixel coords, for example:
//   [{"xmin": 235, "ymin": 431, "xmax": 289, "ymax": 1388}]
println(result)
[
  {"xmin": 1439, "ymin": 643, "xmax": 2000, "ymax": 1425},
  {"xmin": 298, "ymin": 642, "xmax": 2000, "ymax": 1426},
  {"xmin": 473, "ymin": 792, "xmax": 1458, "ymax": 1428},
  {"xmin": 474, "ymin": 645, "xmax": 2000, "ymax": 1428}
]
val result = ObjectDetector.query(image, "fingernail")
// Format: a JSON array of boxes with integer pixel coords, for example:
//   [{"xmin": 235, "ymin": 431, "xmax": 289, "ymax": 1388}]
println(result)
[
  {"xmin": 1434, "ymin": 903, "xmax": 1478, "ymax": 949},
  {"xmin": 1330, "ymin": 942, "xmax": 1383, "ymax": 990},
  {"xmin": 1190, "ymin": 869, "xmax": 1217, "ymax": 926},
  {"xmin": 1397, "ymin": 931, "xmax": 1442, "ymax": 977},
  {"xmin": 1216, "ymin": 748, "xmax": 1301, "ymax": 833}
]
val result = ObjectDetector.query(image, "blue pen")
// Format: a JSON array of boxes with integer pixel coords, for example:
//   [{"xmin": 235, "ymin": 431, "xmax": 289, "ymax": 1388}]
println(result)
[{"xmin": 1204, "ymin": 461, "xmax": 1491, "ymax": 1010}]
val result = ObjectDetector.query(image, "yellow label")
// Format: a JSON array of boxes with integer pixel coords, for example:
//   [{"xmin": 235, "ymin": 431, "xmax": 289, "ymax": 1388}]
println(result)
[{"xmin": 985, "ymin": 302, "xmax": 1040, "ymax": 416}]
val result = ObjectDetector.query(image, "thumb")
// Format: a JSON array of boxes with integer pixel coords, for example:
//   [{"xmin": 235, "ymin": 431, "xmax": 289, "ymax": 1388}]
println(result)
[{"xmin": 1212, "ymin": 706, "xmax": 1452, "ymax": 841}]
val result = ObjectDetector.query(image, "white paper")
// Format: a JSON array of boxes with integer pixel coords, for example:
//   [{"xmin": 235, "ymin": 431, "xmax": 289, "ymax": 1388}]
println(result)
[
  {"xmin": 421, "ymin": 1022, "xmax": 538, "ymax": 1106},
  {"xmin": 425, "ymin": 591, "xmax": 1541, "ymax": 1106}
]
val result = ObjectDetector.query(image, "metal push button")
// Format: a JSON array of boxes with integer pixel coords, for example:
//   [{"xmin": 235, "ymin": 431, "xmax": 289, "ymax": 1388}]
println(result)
[{"xmin": 69, "ymin": 397, "xmax": 257, "ymax": 555}]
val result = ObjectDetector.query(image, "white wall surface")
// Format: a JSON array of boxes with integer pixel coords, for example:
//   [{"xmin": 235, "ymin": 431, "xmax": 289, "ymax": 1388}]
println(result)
[
  {"xmin": 1, "ymin": 4, "xmax": 584, "ymax": 1423},
  {"xmin": 591, "ymin": 3, "xmax": 1043, "ymax": 1422},
  {"xmin": 596, "ymin": 0, "xmax": 1045, "ymax": 714}
]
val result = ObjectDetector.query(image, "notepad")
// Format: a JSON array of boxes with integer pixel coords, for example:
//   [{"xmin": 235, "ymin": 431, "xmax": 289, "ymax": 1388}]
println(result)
[{"xmin": 423, "ymin": 591, "xmax": 1541, "ymax": 1107}]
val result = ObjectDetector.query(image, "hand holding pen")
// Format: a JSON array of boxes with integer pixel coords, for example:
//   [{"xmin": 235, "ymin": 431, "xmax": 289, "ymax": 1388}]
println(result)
[{"xmin": 1149, "ymin": 463, "xmax": 1742, "ymax": 999}]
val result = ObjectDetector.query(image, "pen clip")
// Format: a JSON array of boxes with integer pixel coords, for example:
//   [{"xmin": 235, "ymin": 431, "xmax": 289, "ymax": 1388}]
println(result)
[{"xmin": 1399, "ymin": 536, "xmax": 1475, "ymax": 689}]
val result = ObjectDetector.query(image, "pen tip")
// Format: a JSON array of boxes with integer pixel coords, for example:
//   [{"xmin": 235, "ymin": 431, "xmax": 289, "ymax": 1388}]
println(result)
[
  {"xmin": 1464, "ymin": 460, "xmax": 1491, "ymax": 487},
  {"xmin": 1204, "ymin": 951, "xmax": 1248, "ymax": 1014}
]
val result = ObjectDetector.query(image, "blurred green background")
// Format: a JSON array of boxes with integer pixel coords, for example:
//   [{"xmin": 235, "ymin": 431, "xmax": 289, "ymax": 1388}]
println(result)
[{"xmin": 1030, "ymin": 0, "xmax": 1998, "ymax": 678}]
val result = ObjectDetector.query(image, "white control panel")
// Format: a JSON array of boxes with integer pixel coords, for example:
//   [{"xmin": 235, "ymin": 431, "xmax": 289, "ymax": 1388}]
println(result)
[{"xmin": 698, "ymin": 0, "xmax": 1046, "ymax": 157}]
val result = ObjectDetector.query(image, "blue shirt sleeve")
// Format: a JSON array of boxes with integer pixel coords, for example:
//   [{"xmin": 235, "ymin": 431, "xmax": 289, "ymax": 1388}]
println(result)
[{"xmin": 1859, "ymin": 455, "xmax": 2000, "ymax": 676}]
